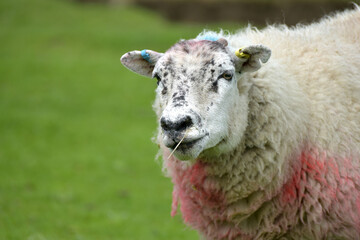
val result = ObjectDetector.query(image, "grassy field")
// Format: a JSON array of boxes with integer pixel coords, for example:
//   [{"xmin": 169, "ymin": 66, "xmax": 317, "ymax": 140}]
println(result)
[{"xmin": 0, "ymin": 0, "xmax": 241, "ymax": 239}]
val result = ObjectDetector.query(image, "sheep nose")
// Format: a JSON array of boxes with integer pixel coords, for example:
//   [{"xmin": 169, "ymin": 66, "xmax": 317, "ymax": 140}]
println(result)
[{"xmin": 160, "ymin": 115, "xmax": 193, "ymax": 132}]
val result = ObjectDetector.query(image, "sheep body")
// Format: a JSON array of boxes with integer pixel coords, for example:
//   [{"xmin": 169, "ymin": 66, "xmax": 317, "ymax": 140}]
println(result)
[{"xmin": 162, "ymin": 8, "xmax": 360, "ymax": 239}]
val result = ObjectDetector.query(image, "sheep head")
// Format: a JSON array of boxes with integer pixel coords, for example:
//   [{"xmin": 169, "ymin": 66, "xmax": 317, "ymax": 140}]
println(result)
[{"xmin": 121, "ymin": 38, "xmax": 271, "ymax": 160}]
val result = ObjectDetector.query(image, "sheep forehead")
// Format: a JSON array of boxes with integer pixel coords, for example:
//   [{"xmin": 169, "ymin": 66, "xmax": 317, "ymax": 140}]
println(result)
[
  {"xmin": 167, "ymin": 39, "xmax": 226, "ymax": 55},
  {"xmin": 156, "ymin": 40, "xmax": 234, "ymax": 84}
]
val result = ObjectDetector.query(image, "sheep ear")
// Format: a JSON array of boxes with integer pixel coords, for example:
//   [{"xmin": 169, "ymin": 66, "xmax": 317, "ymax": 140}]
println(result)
[
  {"xmin": 120, "ymin": 50, "xmax": 164, "ymax": 77},
  {"xmin": 234, "ymin": 45, "xmax": 271, "ymax": 73},
  {"xmin": 217, "ymin": 38, "xmax": 228, "ymax": 47}
]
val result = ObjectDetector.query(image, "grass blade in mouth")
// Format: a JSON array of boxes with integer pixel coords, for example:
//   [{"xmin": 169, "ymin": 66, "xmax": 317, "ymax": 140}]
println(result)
[{"xmin": 167, "ymin": 128, "xmax": 190, "ymax": 160}]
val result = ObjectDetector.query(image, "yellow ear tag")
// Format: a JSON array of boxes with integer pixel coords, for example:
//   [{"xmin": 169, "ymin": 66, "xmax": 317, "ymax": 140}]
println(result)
[{"xmin": 235, "ymin": 48, "xmax": 250, "ymax": 59}]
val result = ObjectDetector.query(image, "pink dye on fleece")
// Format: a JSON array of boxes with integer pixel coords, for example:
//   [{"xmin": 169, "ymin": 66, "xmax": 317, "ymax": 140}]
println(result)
[
  {"xmin": 280, "ymin": 148, "xmax": 360, "ymax": 230},
  {"xmin": 167, "ymin": 156, "xmax": 251, "ymax": 240},
  {"xmin": 169, "ymin": 159, "xmax": 224, "ymax": 219},
  {"xmin": 167, "ymin": 147, "xmax": 360, "ymax": 238}
]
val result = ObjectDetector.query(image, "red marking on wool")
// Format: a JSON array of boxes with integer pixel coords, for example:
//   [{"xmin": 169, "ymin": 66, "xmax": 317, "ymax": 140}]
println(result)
[
  {"xmin": 167, "ymin": 155, "xmax": 248, "ymax": 239},
  {"xmin": 167, "ymin": 147, "xmax": 360, "ymax": 238},
  {"xmin": 281, "ymin": 150, "xmax": 340, "ymax": 204},
  {"xmin": 356, "ymin": 196, "xmax": 360, "ymax": 216},
  {"xmin": 281, "ymin": 170, "xmax": 301, "ymax": 204},
  {"xmin": 173, "ymin": 161, "xmax": 224, "ymax": 223},
  {"xmin": 281, "ymin": 148, "xmax": 360, "ymax": 230},
  {"xmin": 352, "ymin": 189, "xmax": 360, "ymax": 231},
  {"xmin": 171, "ymin": 187, "xmax": 179, "ymax": 217}
]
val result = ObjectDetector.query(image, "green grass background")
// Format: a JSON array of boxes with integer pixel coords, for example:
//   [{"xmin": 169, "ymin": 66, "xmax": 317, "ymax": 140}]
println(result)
[{"xmin": 0, "ymin": 0, "xmax": 240, "ymax": 239}]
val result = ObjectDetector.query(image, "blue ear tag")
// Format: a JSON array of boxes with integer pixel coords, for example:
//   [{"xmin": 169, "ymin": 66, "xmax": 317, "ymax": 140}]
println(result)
[
  {"xmin": 141, "ymin": 49, "xmax": 151, "ymax": 63},
  {"xmin": 197, "ymin": 35, "xmax": 220, "ymax": 41}
]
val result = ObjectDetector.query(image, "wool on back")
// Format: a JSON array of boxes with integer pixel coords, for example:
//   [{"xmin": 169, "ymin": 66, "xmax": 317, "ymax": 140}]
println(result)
[{"xmin": 227, "ymin": 7, "xmax": 360, "ymax": 154}]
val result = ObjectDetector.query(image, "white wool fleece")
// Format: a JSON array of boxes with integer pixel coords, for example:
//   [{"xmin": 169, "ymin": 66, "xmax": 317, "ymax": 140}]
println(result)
[{"xmin": 121, "ymin": 6, "xmax": 360, "ymax": 239}]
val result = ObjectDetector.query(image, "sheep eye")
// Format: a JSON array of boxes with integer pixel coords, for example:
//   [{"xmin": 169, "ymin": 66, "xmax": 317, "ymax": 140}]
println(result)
[
  {"xmin": 221, "ymin": 72, "xmax": 233, "ymax": 81},
  {"xmin": 154, "ymin": 74, "xmax": 161, "ymax": 85}
]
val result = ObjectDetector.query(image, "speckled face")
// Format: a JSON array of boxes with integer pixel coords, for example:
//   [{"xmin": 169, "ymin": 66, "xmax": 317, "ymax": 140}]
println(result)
[{"xmin": 153, "ymin": 40, "xmax": 244, "ymax": 160}]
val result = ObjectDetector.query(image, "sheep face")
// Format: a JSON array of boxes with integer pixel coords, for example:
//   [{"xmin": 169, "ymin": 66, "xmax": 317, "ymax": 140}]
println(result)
[
  {"xmin": 121, "ymin": 39, "xmax": 271, "ymax": 160},
  {"xmin": 153, "ymin": 40, "xmax": 246, "ymax": 160}
]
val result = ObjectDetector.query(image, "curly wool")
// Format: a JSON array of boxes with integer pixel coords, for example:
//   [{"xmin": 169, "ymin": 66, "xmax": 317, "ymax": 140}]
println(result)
[{"xmin": 159, "ymin": 7, "xmax": 360, "ymax": 240}]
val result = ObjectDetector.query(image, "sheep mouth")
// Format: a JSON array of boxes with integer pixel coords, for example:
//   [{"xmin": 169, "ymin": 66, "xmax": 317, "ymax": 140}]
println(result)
[
  {"xmin": 164, "ymin": 134, "xmax": 209, "ymax": 160},
  {"xmin": 169, "ymin": 137, "xmax": 203, "ymax": 151}
]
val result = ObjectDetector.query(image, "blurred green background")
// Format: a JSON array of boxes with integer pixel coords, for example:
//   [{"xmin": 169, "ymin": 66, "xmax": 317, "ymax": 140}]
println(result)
[
  {"xmin": 0, "ymin": 0, "xmax": 238, "ymax": 239},
  {"xmin": 0, "ymin": 0, "xmax": 355, "ymax": 239}
]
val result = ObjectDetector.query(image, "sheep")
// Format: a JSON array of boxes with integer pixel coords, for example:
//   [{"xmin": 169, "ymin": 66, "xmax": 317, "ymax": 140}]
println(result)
[{"xmin": 120, "ymin": 7, "xmax": 360, "ymax": 240}]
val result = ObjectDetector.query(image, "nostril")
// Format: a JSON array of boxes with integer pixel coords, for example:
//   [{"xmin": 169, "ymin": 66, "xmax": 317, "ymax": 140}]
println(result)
[
  {"xmin": 177, "ymin": 116, "xmax": 193, "ymax": 131},
  {"xmin": 160, "ymin": 117, "xmax": 171, "ymax": 131},
  {"xmin": 160, "ymin": 115, "xmax": 193, "ymax": 132}
]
